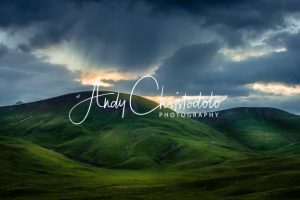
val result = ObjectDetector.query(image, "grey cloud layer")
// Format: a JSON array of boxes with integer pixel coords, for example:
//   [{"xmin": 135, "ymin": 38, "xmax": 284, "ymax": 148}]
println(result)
[
  {"xmin": 155, "ymin": 37, "xmax": 300, "ymax": 95},
  {"xmin": 0, "ymin": 0, "xmax": 299, "ymax": 113},
  {"xmin": 2, "ymin": 0, "xmax": 298, "ymax": 68},
  {"xmin": 0, "ymin": 46, "xmax": 83, "ymax": 105}
]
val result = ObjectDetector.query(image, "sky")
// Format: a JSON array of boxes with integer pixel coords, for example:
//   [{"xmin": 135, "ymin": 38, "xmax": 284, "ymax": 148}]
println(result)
[{"xmin": 0, "ymin": 0, "xmax": 300, "ymax": 114}]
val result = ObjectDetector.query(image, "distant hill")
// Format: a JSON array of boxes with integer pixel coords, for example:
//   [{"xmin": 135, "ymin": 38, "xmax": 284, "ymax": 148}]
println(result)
[
  {"xmin": 196, "ymin": 107, "xmax": 300, "ymax": 151},
  {"xmin": 14, "ymin": 101, "xmax": 24, "ymax": 105}
]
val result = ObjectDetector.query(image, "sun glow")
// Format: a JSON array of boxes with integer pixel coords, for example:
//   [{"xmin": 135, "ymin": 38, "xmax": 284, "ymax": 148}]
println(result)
[
  {"xmin": 220, "ymin": 46, "xmax": 286, "ymax": 62},
  {"xmin": 250, "ymin": 82, "xmax": 300, "ymax": 95},
  {"xmin": 79, "ymin": 68, "xmax": 157, "ymax": 87},
  {"xmin": 79, "ymin": 70, "xmax": 134, "ymax": 87}
]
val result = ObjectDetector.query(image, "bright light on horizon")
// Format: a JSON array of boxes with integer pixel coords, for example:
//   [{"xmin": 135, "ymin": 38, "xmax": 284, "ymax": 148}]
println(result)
[
  {"xmin": 220, "ymin": 46, "xmax": 287, "ymax": 62},
  {"xmin": 250, "ymin": 82, "xmax": 300, "ymax": 96}
]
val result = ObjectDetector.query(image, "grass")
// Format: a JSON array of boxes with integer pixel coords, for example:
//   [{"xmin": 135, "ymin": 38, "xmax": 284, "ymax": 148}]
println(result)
[
  {"xmin": 1, "ymin": 92, "xmax": 300, "ymax": 199},
  {"xmin": 199, "ymin": 107, "xmax": 300, "ymax": 151},
  {"xmin": 1, "ymin": 136, "xmax": 300, "ymax": 200},
  {"xmin": 0, "ymin": 93, "xmax": 248, "ymax": 169}
]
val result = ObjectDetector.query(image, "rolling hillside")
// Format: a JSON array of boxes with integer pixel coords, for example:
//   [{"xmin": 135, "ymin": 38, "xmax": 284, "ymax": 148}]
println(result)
[
  {"xmin": 0, "ymin": 91, "xmax": 247, "ymax": 169},
  {"xmin": 198, "ymin": 107, "xmax": 300, "ymax": 151},
  {"xmin": 1, "ymin": 92, "xmax": 300, "ymax": 199}
]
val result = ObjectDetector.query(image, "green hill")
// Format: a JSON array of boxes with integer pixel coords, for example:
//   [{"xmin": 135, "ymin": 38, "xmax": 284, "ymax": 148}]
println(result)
[
  {"xmin": 1, "ymin": 92, "xmax": 300, "ymax": 199},
  {"xmin": 198, "ymin": 107, "xmax": 300, "ymax": 151},
  {"xmin": 2, "ymin": 136, "xmax": 300, "ymax": 200},
  {"xmin": 0, "ymin": 136, "xmax": 194, "ymax": 199},
  {"xmin": 0, "ymin": 91, "xmax": 247, "ymax": 169}
]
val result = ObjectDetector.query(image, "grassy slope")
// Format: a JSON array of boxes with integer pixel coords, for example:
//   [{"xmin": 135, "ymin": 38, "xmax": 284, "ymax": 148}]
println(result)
[
  {"xmin": 0, "ymin": 92, "xmax": 248, "ymax": 169},
  {"xmin": 0, "ymin": 136, "xmax": 191, "ymax": 199},
  {"xmin": 1, "ymin": 137, "xmax": 300, "ymax": 200},
  {"xmin": 199, "ymin": 107, "xmax": 300, "ymax": 151},
  {"xmin": 1, "ymin": 93, "xmax": 300, "ymax": 199}
]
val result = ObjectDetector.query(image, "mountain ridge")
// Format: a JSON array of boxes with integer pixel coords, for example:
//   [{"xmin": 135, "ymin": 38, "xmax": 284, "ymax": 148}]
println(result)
[
  {"xmin": 2, "ymin": 91, "xmax": 298, "ymax": 116},
  {"xmin": 0, "ymin": 91, "xmax": 248, "ymax": 169}
]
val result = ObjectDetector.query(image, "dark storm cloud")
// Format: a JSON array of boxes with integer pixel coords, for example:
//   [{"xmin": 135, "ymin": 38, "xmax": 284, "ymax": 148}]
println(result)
[
  {"xmin": 141, "ymin": 0, "xmax": 300, "ymax": 29},
  {"xmin": 155, "ymin": 36, "xmax": 300, "ymax": 96},
  {"xmin": 285, "ymin": 33, "xmax": 300, "ymax": 52},
  {"xmin": 0, "ymin": 0, "xmax": 298, "ymax": 43},
  {"xmin": 67, "ymin": 3, "xmax": 198, "ymax": 69},
  {"xmin": 0, "ymin": 45, "xmax": 83, "ymax": 105},
  {"xmin": 0, "ymin": 0, "xmax": 300, "ymax": 112},
  {"xmin": 0, "ymin": 44, "xmax": 9, "ymax": 57},
  {"xmin": 1, "ymin": 0, "xmax": 299, "ymax": 70},
  {"xmin": 139, "ymin": 0, "xmax": 300, "ymax": 47},
  {"xmin": 110, "ymin": 42, "xmax": 253, "ymax": 97},
  {"xmin": 222, "ymin": 31, "xmax": 300, "ymax": 86},
  {"xmin": 0, "ymin": 0, "xmax": 204, "ymax": 70},
  {"xmin": 155, "ymin": 42, "xmax": 220, "ymax": 91},
  {"xmin": 0, "ymin": 0, "xmax": 68, "ymax": 28},
  {"xmin": 154, "ymin": 42, "xmax": 253, "ymax": 96}
]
